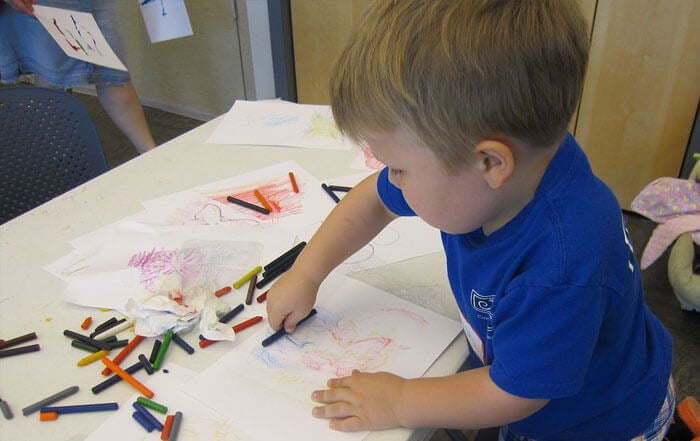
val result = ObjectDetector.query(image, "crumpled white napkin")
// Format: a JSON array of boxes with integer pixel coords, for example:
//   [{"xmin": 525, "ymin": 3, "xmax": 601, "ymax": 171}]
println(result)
[{"xmin": 125, "ymin": 273, "xmax": 239, "ymax": 341}]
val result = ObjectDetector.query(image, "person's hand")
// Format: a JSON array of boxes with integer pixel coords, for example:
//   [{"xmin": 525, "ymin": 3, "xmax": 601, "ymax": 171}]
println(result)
[
  {"xmin": 265, "ymin": 268, "xmax": 319, "ymax": 333},
  {"xmin": 4, "ymin": 0, "xmax": 37, "ymax": 15},
  {"xmin": 311, "ymin": 370, "xmax": 406, "ymax": 431}
]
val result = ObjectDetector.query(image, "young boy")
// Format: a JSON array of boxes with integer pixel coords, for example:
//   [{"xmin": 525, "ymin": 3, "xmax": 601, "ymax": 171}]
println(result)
[{"xmin": 266, "ymin": 1, "xmax": 674, "ymax": 439}]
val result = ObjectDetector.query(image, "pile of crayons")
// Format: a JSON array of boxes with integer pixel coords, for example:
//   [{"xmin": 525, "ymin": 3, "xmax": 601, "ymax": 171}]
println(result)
[{"xmin": 0, "ymin": 240, "xmax": 313, "ymax": 435}]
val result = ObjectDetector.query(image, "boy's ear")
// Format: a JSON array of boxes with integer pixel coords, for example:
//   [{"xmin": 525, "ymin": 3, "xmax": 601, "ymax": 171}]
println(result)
[{"xmin": 473, "ymin": 140, "xmax": 515, "ymax": 189}]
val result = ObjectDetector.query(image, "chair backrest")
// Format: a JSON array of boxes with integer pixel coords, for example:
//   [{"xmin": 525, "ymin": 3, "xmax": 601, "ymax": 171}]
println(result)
[{"xmin": 0, "ymin": 86, "xmax": 109, "ymax": 224}]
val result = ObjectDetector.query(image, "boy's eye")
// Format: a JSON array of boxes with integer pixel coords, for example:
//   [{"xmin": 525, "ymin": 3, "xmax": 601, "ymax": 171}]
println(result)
[{"xmin": 390, "ymin": 168, "xmax": 403, "ymax": 177}]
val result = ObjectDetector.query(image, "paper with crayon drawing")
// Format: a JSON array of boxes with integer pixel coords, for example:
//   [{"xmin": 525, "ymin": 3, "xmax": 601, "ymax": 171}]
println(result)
[
  {"xmin": 33, "ymin": 5, "xmax": 127, "ymax": 70},
  {"xmin": 183, "ymin": 273, "xmax": 462, "ymax": 441}
]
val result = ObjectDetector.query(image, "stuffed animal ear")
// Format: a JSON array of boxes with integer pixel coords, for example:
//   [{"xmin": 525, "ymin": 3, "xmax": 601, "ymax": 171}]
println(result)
[{"xmin": 667, "ymin": 233, "xmax": 700, "ymax": 312}]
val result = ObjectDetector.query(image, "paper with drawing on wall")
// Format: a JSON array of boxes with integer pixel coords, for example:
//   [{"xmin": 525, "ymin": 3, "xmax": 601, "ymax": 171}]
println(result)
[
  {"xmin": 207, "ymin": 100, "xmax": 355, "ymax": 150},
  {"xmin": 139, "ymin": 0, "xmax": 193, "ymax": 43},
  {"xmin": 33, "ymin": 5, "xmax": 127, "ymax": 70},
  {"xmin": 183, "ymin": 273, "xmax": 462, "ymax": 441}
]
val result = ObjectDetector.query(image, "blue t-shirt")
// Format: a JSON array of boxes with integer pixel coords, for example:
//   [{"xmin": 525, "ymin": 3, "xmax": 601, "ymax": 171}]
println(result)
[{"xmin": 377, "ymin": 134, "xmax": 672, "ymax": 440}]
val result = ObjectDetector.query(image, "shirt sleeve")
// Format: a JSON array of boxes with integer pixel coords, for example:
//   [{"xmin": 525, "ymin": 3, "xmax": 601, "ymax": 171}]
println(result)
[{"xmin": 376, "ymin": 167, "xmax": 416, "ymax": 217}]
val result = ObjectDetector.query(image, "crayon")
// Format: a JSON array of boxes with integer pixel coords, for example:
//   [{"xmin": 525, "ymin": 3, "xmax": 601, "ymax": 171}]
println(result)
[
  {"xmin": 77, "ymin": 349, "xmax": 110, "ymax": 367},
  {"xmin": 91, "ymin": 317, "xmax": 118, "ymax": 336},
  {"xmin": 139, "ymin": 354, "xmax": 155, "ymax": 375},
  {"xmin": 226, "ymin": 195, "xmax": 270, "ymax": 215},
  {"xmin": 233, "ymin": 265, "xmax": 262, "ymax": 289},
  {"xmin": 245, "ymin": 274, "xmax": 257, "ymax": 305},
  {"xmin": 92, "ymin": 361, "xmax": 144, "ymax": 394},
  {"xmin": 0, "ymin": 331, "xmax": 37, "ymax": 350},
  {"xmin": 321, "ymin": 183, "xmax": 340, "ymax": 203},
  {"xmin": 102, "ymin": 335, "xmax": 145, "ymax": 375},
  {"xmin": 71, "ymin": 340, "xmax": 99, "ymax": 353},
  {"xmin": 133, "ymin": 402, "xmax": 164, "ymax": 431},
  {"xmin": 256, "ymin": 290, "xmax": 269, "ymax": 303},
  {"xmin": 132, "ymin": 410, "xmax": 154, "ymax": 432},
  {"xmin": 92, "ymin": 318, "xmax": 134, "ymax": 340},
  {"xmin": 137, "ymin": 397, "xmax": 168, "ymax": 414},
  {"xmin": 63, "ymin": 329, "xmax": 110, "ymax": 351},
  {"xmin": 22, "ymin": 385, "xmax": 80, "ymax": 416},
  {"xmin": 0, "ymin": 398, "xmax": 13, "ymax": 420},
  {"xmin": 263, "ymin": 242, "xmax": 306, "ymax": 272},
  {"xmin": 80, "ymin": 316, "xmax": 92, "ymax": 330},
  {"xmin": 41, "ymin": 402, "xmax": 118, "ymax": 414},
  {"xmin": 219, "ymin": 303, "xmax": 245, "ymax": 324},
  {"xmin": 153, "ymin": 330, "xmax": 174, "ymax": 370},
  {"xmin": 39, "ymin": 411, "xmax": 59, "ymax": 421},
  {"xmin": 261, "ymin": 309, "xmax": 317, "ymax": 347},
  {"xmin": 0, "ymin": 343, "xmax": 40, "ymax": 358},
  {"xmin": 100, "ymin": 357, "xmax": 154, "ymax": 398},
  {"xmin": 171, "ymin": 333, "xmax": 195, "ymax": 355},
  {"xmin": 199, "ymin": 316, "xmax": 264, "ymax": 348},
  {"xmin": 288, "ymin": 172, "xmax": 299, "ymax": 193},
  {"xmin": 170, "ymin": 411, "xmax": 183, "ymax": 441},
  {"xmin": 149, "ymin": 339, "xmax": 162, "ymax": 363},
  {"xmin": 161, "ymin": 414, "xmax": 175, "ymax": 440},
  {"xmin": 256, "ymin": 261, "xmax": 293, "ymax": 289},
  {"xmin": 328, "ymin": 185, "xmax": 352, "ymax": 192},
  {"xmin": 253, "ymin": 189, "xmax": 273, "ymax": 212},
  {"xmin": 214, "ymin": 286, "xmax": 232, "ymax": 297}
]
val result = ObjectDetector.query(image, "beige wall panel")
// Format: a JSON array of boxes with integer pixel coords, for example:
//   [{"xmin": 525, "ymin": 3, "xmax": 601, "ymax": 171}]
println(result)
[
  {"xmin": 575, "ymin": 0, "xmax": 700, "ymax": 208},
  {"xmin": 116, "ymin": 1, "xmax": 245, "ymax": 120},
  {"xmin": 291, "ymin": 0, "xmax": 373, "ymax": 104}
]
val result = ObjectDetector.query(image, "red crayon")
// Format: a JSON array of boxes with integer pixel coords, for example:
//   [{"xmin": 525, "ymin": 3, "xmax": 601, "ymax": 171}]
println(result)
[
  {"xmin": 288, "ymin": 172, "xmax": 299, "ymax": 193},
  {"xmin": 199, "ymin": 316, "xmax": 264, "ymax": 348}
]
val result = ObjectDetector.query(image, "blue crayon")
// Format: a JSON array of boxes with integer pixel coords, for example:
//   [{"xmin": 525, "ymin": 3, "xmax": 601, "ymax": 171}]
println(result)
[
  {"xmin": 132, "ymin": 410, "xmax": 154, "ymax": 432},
  {"xmin": 133, "ymin": 402, "xmax": 164, "ymax": 431},
  {"xmin": 261, "ymin": 308, "xmax": 317, "ymax": 347},
  {"xmin": 321, "ymin": 183, "xmax": 341, "ymax": 203},
  {"xmin": 41, "ymin": 402, "xmax": 118, "ymax": 414},
  {"xmin": 171, "ymin": 333, "xmax": 195, "ymax": 355},
  {"xmin": 219, "ymin": 303, "xmax": 244, "ymax": 324},
  {"xmin": 92, "ymin": 361, "xmax": 143, "ymax": 394}
]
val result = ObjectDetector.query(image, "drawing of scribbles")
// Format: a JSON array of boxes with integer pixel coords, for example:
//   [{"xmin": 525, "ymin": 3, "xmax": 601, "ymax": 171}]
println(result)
[
  {"xmin": 163, "ymin": 201, "xmax": 262, "ymax": 227},
  {"xmin": 253, "ymin": 307, "xmax": 428, "ymax": 380},
  {"xmin": 52, "ymin": 14, "xmax": 102, "ymax": 56},
  {"xmin": 306, "ymin": 110, "xmax": 341, "ymax": 140},
  {"xmin": 202, "ymin": 175, "xmax": 304, "ymax": 220},
  {"xmin": 180, "ymin": 416, "xmax": 246, "ymax": 441},
  {"xmin": 128, "ymin": 240, "xmax": 260, "ymax": 291}
]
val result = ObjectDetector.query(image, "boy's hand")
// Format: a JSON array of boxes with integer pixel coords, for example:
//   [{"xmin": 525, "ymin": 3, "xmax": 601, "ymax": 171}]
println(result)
[
  {"xmin": 266, "ymin": 269, "xmax": 318, "ymax": 333},
  {"xmin": 4, "ymin": 0, "xmax": 36, "ymax": 15},
  {"xmin": 311, "ymin": 370, "xmax": 405, "ymax": 431}
]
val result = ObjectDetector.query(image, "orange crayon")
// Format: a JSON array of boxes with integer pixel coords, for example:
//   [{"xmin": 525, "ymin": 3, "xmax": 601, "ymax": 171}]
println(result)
[{"xmin": 100, "ymin": 356, "xmax": 154, "ymax": 398}]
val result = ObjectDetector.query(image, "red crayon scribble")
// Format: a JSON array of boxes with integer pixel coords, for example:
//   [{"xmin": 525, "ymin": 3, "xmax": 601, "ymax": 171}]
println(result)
[{"xmin": 53, "ymin": 18, "xmax": 81, "ymax": 52}]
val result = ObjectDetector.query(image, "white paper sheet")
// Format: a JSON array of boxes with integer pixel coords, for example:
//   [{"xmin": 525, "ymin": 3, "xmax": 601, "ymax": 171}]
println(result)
[
  {"xmin": 183, "ymin": 274, "xmax": 462, "ymax": 441},
  {"xmin": 34, "ymin": 5, "xmax": 127, "ymax": 70},
  {"xmin": 139, "ymin": 0, "xmax": 193, "ymax": 43},
  {"xmin": 207, "ymin": 100, "xmax": 354, "ymax": 150}
]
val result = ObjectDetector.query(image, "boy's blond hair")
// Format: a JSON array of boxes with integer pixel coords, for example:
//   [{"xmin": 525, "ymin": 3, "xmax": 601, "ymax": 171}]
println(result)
[{"xmin": 330, "ymin": 0, "xmax": 590, "ymax": 170}]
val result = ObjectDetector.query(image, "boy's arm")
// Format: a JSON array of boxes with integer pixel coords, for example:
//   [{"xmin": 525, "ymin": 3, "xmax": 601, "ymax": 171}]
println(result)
[
  {"xmin": 266, "ymin": 171, "xmax": 398, "ymax": 332},
  {"xmin": 312, "ymin": 366, "xmax": 549, "ymax": 431}
]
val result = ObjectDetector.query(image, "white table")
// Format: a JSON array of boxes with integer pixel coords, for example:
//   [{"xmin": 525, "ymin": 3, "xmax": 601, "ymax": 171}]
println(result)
[{"xmin": 0, "ymin": 116, "xmax": 467, "ymax": 441}]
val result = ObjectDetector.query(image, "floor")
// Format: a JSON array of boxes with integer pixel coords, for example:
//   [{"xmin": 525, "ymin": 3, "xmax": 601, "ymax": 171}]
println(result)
[{"xmin": 79, "ymin": 92, "xmax": 699, "ymax": 440}]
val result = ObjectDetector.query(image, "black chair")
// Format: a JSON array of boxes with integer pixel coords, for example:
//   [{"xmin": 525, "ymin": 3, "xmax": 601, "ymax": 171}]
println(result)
[{"xmin": 0, "ymin": 86, "xmax": 108, "ymax": 224}]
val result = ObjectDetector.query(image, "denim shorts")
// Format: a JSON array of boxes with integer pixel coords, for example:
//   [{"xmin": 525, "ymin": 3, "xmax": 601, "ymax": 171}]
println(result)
[
  {"xmin": 498, "ymin": 378, "xmax": 676, "ymax": 441},
  {"xmin": 0, "ymin": 0, "xmax": 130, "ymax": 87}
]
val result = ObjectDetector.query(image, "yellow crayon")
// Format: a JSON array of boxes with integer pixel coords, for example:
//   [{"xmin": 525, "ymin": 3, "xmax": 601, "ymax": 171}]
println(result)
[{"xmin": 233, "ymin": 265, "xmax": 262, "ymax": 289}]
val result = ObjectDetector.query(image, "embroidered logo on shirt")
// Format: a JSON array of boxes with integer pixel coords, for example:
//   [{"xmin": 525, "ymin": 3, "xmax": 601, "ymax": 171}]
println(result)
[{"xmin": 471, "ymin": 289, "xmax": 495, "ymax": 339}]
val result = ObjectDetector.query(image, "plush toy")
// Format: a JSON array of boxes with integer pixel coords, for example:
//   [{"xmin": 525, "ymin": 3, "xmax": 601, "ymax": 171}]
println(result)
[{"xmin": 631, "ymin": 158, "xmax": 700, "ymax": 312}]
